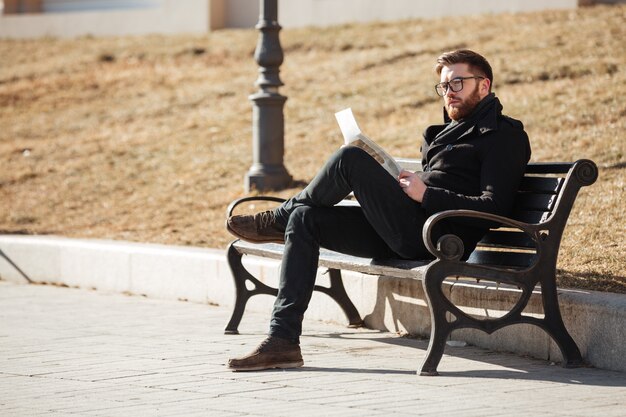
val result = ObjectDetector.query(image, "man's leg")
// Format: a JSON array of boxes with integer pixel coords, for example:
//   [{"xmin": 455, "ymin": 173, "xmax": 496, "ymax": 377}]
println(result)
[
  {"xmin": 228, "ymin": 205, "xmax": 403, "ymax": 371},
  {"xmin": 270, "ymin": 205, "xmax": 402, "ymax": 343},
  {"xmin": 228, "ymin": 146, "xmax": 433, "ymax": 255},
  {"xmin": 276, "ymin": 145, "xmax": 430, "ymax": 259},
  {"xmin": 228, "ymin": 147, "xmax": 434, "ymax": 371}
]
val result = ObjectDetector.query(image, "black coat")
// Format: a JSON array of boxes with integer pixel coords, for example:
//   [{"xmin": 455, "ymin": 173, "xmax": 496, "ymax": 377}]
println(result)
[{"xmin": 419, "ymin": 94, "xmax": 532, "ymax": 255}]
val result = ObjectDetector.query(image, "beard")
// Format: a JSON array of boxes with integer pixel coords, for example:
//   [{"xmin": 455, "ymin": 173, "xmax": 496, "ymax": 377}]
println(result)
[{"xmin": 445, "ymin": 84, "xmax": 482, "ymax": 121}]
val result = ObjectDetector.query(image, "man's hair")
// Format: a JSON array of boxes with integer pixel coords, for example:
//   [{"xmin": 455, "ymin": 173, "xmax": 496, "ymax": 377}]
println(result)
[{"xmin": 435, "ymin": 49, "xmax": 493, "ymax": 91}]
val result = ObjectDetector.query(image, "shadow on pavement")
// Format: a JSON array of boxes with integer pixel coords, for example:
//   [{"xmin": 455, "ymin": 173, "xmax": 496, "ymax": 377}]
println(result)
[
  {"xmin": 297, "ymin": 367, "xmax": 416, "ymax": 375},
  {"xmin": 438, "ymin": 369, "xmax": 626, "ymax": 387},
  {"xmin": 306, "ymin": 332, "xmax": 626, "ymax": 386},
  {"xmin": 0, "ymin": 248, "xmax": 32, "ymax": 283}
]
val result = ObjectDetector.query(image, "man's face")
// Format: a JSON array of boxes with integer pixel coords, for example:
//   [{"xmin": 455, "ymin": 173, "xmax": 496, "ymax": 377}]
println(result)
[{"xmin": 439, "ymin": 63, "xmax": 490, "ymax": 121}]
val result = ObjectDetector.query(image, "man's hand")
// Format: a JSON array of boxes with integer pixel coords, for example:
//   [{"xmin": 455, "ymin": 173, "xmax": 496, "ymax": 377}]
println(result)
[{"xmin": 398, "ymin": 170, "xmax": 427, "ymax": 203}]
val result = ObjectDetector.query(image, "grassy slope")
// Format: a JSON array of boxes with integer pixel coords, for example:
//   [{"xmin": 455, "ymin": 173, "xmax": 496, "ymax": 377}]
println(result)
[{"xmin": 0, "ymin": 5, "xmax": 624, "ymax": 292}]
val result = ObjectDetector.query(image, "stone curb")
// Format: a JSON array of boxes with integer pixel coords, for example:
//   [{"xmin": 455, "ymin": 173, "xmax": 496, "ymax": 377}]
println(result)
[{"xmin": 1, "ymin": 234, "xmax": 624, "ymax": 373}]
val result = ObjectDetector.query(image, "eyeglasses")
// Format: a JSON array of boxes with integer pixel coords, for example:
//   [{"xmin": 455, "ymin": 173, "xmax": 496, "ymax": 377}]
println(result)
[{"xmin": 435, "ymin": 76, "xmax": 485, "ymax": 97}]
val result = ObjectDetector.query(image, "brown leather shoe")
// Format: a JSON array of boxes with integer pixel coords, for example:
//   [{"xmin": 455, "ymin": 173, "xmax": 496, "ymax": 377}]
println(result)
[
  {"xmin": 228, "ymin": 336, "xmax": 303, "ymax": 371},
  {"xmin": 226, "ymin": 210, "xmax": 285, "ymax": 244}
]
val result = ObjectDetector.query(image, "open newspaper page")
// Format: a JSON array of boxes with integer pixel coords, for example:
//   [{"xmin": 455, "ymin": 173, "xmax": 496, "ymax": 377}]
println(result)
[{"xmin": 335, "ymin": 108, "xmax": 402, "ymax": 178}]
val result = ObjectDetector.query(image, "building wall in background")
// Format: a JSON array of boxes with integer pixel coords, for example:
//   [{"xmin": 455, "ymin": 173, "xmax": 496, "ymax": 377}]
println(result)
[
  {"xmin": 277, "ymin": 0, "xmax": 579, "ymax": 28},
  {"xmin": 0, "ymin": 0, "xmax": 618, "ymax": 38},
  {"xmin": 0, "ymin": 0, "xmax": 211, "ymax": 38}
]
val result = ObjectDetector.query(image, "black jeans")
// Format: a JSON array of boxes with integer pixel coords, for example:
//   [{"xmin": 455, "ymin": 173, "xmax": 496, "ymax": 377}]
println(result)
[{"xmin": 269, "ymin": 146, "xmax": 435, "ymax": 343}]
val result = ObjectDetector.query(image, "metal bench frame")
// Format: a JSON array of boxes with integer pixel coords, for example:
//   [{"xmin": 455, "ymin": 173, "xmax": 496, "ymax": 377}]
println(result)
[{"xmin": 224, "ymin": 159, "xmax": 598, "ymax": 375}]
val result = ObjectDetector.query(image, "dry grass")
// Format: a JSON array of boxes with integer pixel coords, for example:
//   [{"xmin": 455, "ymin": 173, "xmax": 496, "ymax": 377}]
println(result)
[{"xmin": 1, "ymin": 5, "xmax": 624, "ymax": 293}]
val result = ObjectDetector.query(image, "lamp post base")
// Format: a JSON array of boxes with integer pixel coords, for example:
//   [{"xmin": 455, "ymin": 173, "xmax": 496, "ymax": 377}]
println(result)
[{"xmin": 245, "ymin": 165, "xmax": 292, "ymax": 192}]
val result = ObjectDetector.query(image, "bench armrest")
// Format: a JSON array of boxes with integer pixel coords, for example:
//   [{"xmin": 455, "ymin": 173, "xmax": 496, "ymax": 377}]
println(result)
[
  {"xmin": 422, "ymin": 209, "xmax": 541, "ymax": 261},
  {"xmin": 226, "ymin": 196, "xmax": 287, "ymax": 218}
]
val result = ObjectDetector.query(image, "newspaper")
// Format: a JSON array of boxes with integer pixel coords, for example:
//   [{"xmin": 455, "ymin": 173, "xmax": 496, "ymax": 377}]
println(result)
[{"xmin": 334, "ymin": 108, "xmax": 402, "ymax": 178}]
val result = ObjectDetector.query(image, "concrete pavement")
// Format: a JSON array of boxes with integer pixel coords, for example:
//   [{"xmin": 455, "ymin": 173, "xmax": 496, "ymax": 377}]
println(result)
[
  {"xmin": 1, "ymin": 281, "xmax": 625, "ymax": 417},
  {"xmin": 2, "ymin": 235, "xmax": 625, "ymax": 374}
]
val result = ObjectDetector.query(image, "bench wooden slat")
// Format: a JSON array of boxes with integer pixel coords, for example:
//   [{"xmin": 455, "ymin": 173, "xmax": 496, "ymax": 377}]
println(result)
[
  {"xmin": 524, "ymin": 162, "xmax": 573, "ymax": 174},
  {"xmin": 514, "ymin": 193, "xmax": 558, "ymax": 211},
  {"xmin": 466, "ymin": 250, "xmax": 536, "ymax": 268},
  {"xmin": 478, "ymin": 230, "xmax": 536, "ymax": 249},
  {"xmin": 233, "ymin": 240, "xmax": 429, "ymax": 280},
  {"xmin": 512, "ymin": 209, "xmax": 551, "ymax": 224},
  {"xmin": 519, "ymin": 176, "xmax": 563, "ymax": 193}
]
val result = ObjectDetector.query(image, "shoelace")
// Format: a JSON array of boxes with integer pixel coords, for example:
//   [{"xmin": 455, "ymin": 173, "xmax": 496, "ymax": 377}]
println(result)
[{"xmin": 256, "ymin": 211, "xmax": 276, "ymax": 231}]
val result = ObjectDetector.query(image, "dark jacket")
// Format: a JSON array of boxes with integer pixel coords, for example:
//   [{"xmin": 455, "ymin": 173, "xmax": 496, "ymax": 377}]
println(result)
[{"xmin": 419, "ymin": 94, "xmax": 531, "ymax": 256}]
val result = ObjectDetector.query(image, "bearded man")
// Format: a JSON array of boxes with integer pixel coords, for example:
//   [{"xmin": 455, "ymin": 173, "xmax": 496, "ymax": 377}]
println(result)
[{"xmin": 226, "ymin": 49, "xmax": 531, "ymax": 371}]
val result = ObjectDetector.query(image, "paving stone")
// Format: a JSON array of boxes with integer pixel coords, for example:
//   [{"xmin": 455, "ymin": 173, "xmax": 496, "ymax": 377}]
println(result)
[{"xmin": 1, "ymin": 281, "xmax": 625, "ymax": 417}]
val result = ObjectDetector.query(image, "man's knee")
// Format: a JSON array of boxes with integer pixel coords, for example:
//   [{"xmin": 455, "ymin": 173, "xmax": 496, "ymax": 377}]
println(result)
[
  {"xmin": 286, "ymin": 206, "xmax": 317, "ymax": 233},
  {"xmin": 287, "ymin": 206, "xmax": 342, "ymax": 242},
  {"xmin": 337, "ymin": 145, "xmax": 371, "ymax": 165},
  {"xmin": 327, "ymin": 146, "xmax": 376, "ymax": 182}
]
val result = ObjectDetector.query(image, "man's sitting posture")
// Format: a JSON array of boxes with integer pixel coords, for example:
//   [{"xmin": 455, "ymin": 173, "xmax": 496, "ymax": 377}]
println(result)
[{"xmin": 226, "ymin": 49, "xmax": 531, "ymax": 371}]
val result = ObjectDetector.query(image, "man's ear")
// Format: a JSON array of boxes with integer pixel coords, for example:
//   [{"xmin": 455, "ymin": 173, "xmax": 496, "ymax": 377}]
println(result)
[{"xmin": 481, "ymin": 78, "xmax": 491, "ymax": 95}]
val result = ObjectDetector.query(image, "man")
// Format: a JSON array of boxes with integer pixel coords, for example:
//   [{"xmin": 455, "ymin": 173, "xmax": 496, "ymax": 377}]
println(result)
[{"xmin": 226, "ymin": 49, "xmax": 531, "ymax": 371}]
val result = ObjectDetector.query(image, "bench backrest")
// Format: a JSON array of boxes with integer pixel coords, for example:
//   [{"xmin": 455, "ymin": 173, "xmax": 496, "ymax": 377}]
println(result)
[
  {"xmin": 395, "ymin": 158, "xmax": 597, "ymax": 270},
  {"xmin": 467, "ymin": 160, "xmax": 598, "ymax": 269}
]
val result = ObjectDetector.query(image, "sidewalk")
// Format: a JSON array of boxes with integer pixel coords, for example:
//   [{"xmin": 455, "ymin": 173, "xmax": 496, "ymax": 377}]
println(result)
[
  {"xmin": 2, "ymin": 235, "xmax": 625, "ymax": 373},
  {"xmin": 1, "ymin": 281, "xmax": 625, "ymax": 417}
]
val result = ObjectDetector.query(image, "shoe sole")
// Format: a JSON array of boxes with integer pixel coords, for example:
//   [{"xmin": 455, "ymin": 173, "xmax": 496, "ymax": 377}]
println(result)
[
  {"xmin": 225, "ymin": 219, "xmax": 285, "ymax": 244},
  {"xmin": 229, "ymin": 360, "xmax": 304, "ymax": 372}
]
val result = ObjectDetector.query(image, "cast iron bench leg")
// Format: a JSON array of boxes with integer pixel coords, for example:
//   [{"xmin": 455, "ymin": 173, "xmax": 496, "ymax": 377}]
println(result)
[
  {"xmin": 224, "ymin": 242, "xmax": 278, "ymax": 334},
  {"xmin": 314, "ymin": 268, "xmax": 363, "ymax": 328},
  {"xmin": 419, "ymin": 265, "xmax": 453, "ymax": 376},
  {"xmin": 541, "ymin": 277, "xmax": 583, "ymax": 367}
]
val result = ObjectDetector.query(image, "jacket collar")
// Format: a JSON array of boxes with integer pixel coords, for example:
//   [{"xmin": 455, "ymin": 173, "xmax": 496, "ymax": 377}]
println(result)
[{"xmin": 442, "ymin": 93, "xmax": 501, "ymax": 137}]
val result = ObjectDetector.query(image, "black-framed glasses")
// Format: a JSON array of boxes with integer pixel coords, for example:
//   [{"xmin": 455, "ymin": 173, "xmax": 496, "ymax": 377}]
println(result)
[{"xmin": 435, "ymin": 76, "xmax": 485, "ymax": 97}]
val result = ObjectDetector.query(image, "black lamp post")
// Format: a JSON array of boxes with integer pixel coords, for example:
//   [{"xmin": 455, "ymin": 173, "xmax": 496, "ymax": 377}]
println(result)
[{"xmin": 245, "ymin": 0, "xmax": 292, "ymax": 192}]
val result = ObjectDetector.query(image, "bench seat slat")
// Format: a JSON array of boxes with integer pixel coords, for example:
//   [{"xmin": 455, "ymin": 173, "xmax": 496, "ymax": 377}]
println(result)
[{"xmin": 233, "ymin": 240, "xmax": 429, "ymax": 280}]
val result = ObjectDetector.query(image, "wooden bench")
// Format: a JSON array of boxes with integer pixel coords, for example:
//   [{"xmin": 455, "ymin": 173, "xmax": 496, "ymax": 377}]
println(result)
[{"xmin": 224, "ymin": 159, "xmax": 598, "ymax": 375}]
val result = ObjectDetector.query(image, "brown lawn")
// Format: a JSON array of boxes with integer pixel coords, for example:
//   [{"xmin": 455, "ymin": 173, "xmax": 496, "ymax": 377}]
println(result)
[{"xmin": 1, "ymin": 4, "xmax": 624, "ymax": 292}]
